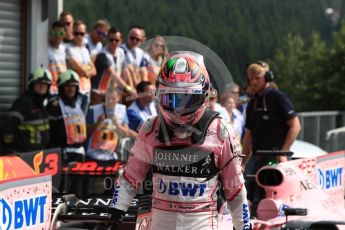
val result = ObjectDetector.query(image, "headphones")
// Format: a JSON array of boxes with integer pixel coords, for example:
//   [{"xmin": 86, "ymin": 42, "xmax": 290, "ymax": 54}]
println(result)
[
  {"xmin": 246, "ymin": 60, "xmax": 274, "ymax": 82},
  {"xmin": 255, "ymin": 60, "xmax": 274, "ymax": 82}
]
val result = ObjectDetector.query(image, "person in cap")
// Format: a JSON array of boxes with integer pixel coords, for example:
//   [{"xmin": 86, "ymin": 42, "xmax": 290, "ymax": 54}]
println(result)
[
  {"xmin": 47, "ymin": 69, "xmax": 87, "ymax": 162},
  {"xmin": 2, "ymin": 68, "xmax": 52, "ymax": 153}
]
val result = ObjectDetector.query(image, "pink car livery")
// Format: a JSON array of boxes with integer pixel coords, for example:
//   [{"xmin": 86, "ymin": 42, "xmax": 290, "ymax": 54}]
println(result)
[
  {"xmin": 250, "ymin": 150, "xmax": 345, "ymax": 229},
  {"xmin": 0, "ymin": 156, "xmax": 52, "ymax": 230},
  {"xmin": 112, "ymin": 115, "xmax": 251, "ymax": 230}
]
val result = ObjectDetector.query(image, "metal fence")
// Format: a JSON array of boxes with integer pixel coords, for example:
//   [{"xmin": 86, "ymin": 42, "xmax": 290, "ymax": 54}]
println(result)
[{"xmin": 298, "ymin": 111, "xmax": 345, "ymax": 151}]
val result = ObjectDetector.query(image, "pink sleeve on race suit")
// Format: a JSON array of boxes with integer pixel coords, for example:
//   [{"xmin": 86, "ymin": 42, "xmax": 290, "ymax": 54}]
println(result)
[
  {"xmin": 217, "ymin": 122, "xmax": 245, "ymax": 201},
  {"xmin": 122, "ymin": 124, "xmax": 153, "ymax": 189}
]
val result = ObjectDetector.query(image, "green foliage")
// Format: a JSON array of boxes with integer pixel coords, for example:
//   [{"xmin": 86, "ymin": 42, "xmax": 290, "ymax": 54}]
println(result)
[
  {"xmin": 270, "ymin": 21, "xmax": 345, "ymax": 111},
  {"xmin": 64, "ymin": 0, "xmax": 344, "ymax": 111}
]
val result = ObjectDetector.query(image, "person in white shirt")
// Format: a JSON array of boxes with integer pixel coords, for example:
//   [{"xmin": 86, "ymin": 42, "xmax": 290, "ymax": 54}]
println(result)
[
  {"xmin": 222, "ymin": 96, "xmax": 245, "ymax": 141},
  {"xmin": 92, "ymin": 28, "xmax": 135, "ymax": 105},
  {"xmin": 48, "ymin": 21, "xmax": 67, "ymax": 94},
  {"xmin": 84, "ymin": 19, "xmax": 110, "ymax": 61},
  {"xmin": 121, "ymin": 27, "xmax": 148, "ymax": 89},
  {"xmin": 66, "ymin": 20, "xmax": 96, "ymax": 115},
  {"xmin": 144, "ymin": 35, "xmax": 168, "ymax": 84},
  {"xmin": 86, "ymin": 86, "xmax": 137, "ymax": 161},
  {"xmin": 208, "ymin": 85, "xmax": 230, "ymax": 122}
]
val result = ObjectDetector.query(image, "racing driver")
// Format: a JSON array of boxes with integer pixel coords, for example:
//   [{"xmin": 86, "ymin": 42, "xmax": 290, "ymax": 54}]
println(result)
[{"xmin": 109, "ymin": 51, "xmax": 251, "ymax": 230}]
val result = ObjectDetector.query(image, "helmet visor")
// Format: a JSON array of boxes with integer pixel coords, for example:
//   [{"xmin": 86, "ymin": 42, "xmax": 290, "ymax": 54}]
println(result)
[{"xmin": 160, "ymin": 93, "xmax": 205, "ymax": 115}]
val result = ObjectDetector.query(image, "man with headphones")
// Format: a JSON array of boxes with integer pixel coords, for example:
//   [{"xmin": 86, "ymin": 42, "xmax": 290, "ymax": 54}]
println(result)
[{"xmin": 241, "ymin": 61, "xmax": 301, "ymax": 214}]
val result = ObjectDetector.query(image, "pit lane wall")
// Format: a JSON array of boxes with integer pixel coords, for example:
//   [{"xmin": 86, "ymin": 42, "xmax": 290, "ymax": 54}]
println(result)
[{"xmin": 0, "ymin": 156, "xmax": 52, "ymax": 230}]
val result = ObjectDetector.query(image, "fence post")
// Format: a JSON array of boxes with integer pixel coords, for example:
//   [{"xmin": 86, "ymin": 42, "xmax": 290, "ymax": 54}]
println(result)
[
  {"xmin": 341, "ymin": 112, "xmax": 345, "ymax": 127},
  {"xmin": 299, "ymin": 115, "xmax": 304, "ymax": 141},
  {"xmin": 315, "ymin": 116, "xmax": 320, "ymax": 147}
]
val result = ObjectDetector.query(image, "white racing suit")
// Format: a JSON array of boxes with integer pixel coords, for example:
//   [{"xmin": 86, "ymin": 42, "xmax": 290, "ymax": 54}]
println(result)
[{"xmin": 110, "ymin": 112, "xmax": 251, "ymax": 230}]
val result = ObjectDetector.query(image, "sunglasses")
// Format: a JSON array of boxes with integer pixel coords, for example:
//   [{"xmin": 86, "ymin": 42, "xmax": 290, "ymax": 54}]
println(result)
[
  {"xmin": 96, "ymin": 30, "xmax": 108, "ymax": 38},
  {"xmin": 73, "ymin": 31, "xmax": 85, "ymax": 36},
  {"xmin": 64, "ymin": 21, "xmax": 72, "ymax": 26},
  {"xmin": 51, "ymin": 31, "xmax": 65, "ymax": 37},
  {"xmin": 109, "ymin": 38, "xmax": 121, "ymax": 43},
  {"xmin": 129, "ymin": 36, "xmax": 141, "ymax": 42}
]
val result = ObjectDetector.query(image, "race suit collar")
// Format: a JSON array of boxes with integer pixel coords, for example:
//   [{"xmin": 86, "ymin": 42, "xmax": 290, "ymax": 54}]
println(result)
[{"xmin": 157, "ymin": 108, "xmax": 219, "ymax": 145}]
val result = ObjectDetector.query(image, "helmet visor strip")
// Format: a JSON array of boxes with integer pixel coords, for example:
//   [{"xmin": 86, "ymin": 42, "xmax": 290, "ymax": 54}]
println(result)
[{"xmin": 160, "ymin": 93, "xmax": 205, "ymax": 115}]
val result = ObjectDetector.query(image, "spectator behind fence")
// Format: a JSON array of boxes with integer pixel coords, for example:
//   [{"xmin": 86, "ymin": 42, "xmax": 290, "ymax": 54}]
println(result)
[
  {"xmin": 2, "ymin": 68, "xmax": 51, "ymax": 153},
  {"xmin": 241, "ymin": 61, "xmax": 301, "ymax": 213},
  {"xmin": 238, "ymin": 84, "xmax": 254, "ymax": 119},
  {"xmin": 84, "ymin": 19, "xmax": 110, "ymax": 61},
  {"xmin": 145, "ymin": 35, "xmax": 168, "ymax": 84},
  {"xmin": 86, "ymin": 84, "xmax": 137, "ymax": 162},
  {"xmin": 59, "ymin": 10, "xmax": 74, "ymax": 44},
  {"xmin": 92, "ymin": 28, "xmax": 135, "ymax": 105},
  {"xmin": 208, "ymin": 85, "xmax": 230, "ymax": 122},
  {"xmin": 66, "ymin": 20, "xmax": 96, "ymax": 115},
  {"xmin": 48, "ymin": 20, "xmax": 67, "ymax": 95},
  {"xmin": 47, "ymin": 70, "xmax": 87, "ymax": 162},
  {"xmin": 222, "ymin": 83, "xmax": 241, "ymax": 109},
  {"xmin": 121, "ymin": 26, "xmax": 148, "ymax": 88},
  {"xmin": 127, "ymin": 81, "xmax": 157, "ymax": 131},
  {"xmin": 222, "ymin": 96, "xmax": 245, "ymax": 141}
]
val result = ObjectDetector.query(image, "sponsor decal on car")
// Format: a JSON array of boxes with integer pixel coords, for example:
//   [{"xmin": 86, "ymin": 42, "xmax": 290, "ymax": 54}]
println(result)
[
  {"xmin": 0, "ymin": 195, "xmax": 47, "ymax": 230},
  {"xmin": 278, "ymin": 204, "xmax": 289, "ymax": 216},
  {"xmin": 318, "ymin": 167, "xmax": 343, "ymax": 190}
]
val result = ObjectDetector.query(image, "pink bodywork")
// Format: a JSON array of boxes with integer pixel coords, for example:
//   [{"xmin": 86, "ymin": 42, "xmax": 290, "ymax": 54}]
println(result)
[{"xmin": 251, "ymin": 151, "xmax": 345, "ymax": 229}]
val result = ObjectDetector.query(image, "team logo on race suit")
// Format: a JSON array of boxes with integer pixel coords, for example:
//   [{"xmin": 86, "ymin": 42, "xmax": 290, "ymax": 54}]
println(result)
[
  {"xmin": 242, "ymin": 204, "xmax": 251, "ymax": 230},
  {"xmin": 157, "ymin": 178, "xmax": 207, "ymax": 197},
  {"xmin": 152, "ymin": 146, "xmax": 219, "ymax": 178},
  {"xmin": 192, "ymin": 89, "xmax": 202, "ymax": 94},
  {"xmin": 0, "ymin": 195, "xmax": 47, "ymax": 230},
  {"xmin": 318, "ymin": 167, "xmax": 343, "ymax": 189}
]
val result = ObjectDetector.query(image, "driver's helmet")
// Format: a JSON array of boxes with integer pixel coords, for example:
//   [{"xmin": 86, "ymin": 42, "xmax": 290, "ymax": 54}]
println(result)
[
  {"xmin": 27, "ymin": 67, "xmax": 52, "ymax": 88},
  {"xmin": 57, "ymin": 69, "xmax": 80, "ymax": 87},
  {"xmin": 157, "ymin": 51, "xmax": 210, "ymax": 130}
]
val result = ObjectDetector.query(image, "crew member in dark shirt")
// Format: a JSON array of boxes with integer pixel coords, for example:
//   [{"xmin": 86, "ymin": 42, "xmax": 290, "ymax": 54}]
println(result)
[{"xmin": 242, "ymin": 61, "xmax": 301, "ymax": 208}]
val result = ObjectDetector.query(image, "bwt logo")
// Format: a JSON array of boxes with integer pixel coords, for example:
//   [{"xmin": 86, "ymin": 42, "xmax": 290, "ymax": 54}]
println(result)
[
  {"xmin": 0, "ymin": 195, "xmax": 47, "ymax": 230},
  {"xmin": 318, "ymin": 167, "xmax": 343, "ymax": 190},
  {"xmin": 157, "ymin": 178, "xmax": 206, "ymax": 197},
  {"xmin": 112, "ymin": 185, "xmax": 121, "ymax": 205},
  {"xmin": 242, "ymin": 203, "xmax": 250, "ymax": 229},
  {"xmin": 192, "ymin": 89, "xmax": 202, "ymax": 94}
]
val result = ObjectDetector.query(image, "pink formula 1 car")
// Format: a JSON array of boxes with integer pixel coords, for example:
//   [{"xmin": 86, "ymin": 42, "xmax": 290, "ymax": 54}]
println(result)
[
  {"xmin": 247, "ymin": 150, "xmax": 345, "ymax": 230},
  {"xmin": 0, "ymin": 156, "xmax": 52, "ymax": 229}
]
